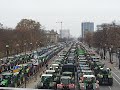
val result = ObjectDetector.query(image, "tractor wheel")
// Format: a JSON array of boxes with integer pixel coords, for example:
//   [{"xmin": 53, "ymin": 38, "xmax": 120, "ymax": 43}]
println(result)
[
  {"xmin": 109, "ymin": 78, "xmax": 113, "ymax": 86},
  {"xmin": 97, "ymin": 78, "xmax": 102, "ymax": 85}
]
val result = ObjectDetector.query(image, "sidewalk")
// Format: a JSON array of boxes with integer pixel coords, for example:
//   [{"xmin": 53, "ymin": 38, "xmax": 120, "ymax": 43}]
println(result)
[
  {"xmin": 105, "ymin": 51, "xmax": 119, "ymax": 67},
  {"xmin": 22, "ymin": 47, "xmax": 70, "ymax": 89}
]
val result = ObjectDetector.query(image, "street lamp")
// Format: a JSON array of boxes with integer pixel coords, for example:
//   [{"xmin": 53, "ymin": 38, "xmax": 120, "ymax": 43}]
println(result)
[
  {"xmin": 16, "ymin": 44, "xmax": 19, "ymax": 55},
  {"xmin": 30, "ymin": 43, "xmax": 32, "ymax": 52},
  {"xmin": 39, "ymin": 42, "xmax": 41, "ymax": 47},
  {"xmin": 109, "ymin": 45, "xmax": 113, "ymax": 64},
  {"xmin": 24, "ymin": 43, "xmax": 26, "ymax": 54},
  {"xmin": 103, "ymin": 44, "xmax": 106, "ymax": 60},
  {"xmin": 6, "ymin": 45, "xmax": 9, "ymax": 59},
  {"xmin": 118, "ymin": 48, "xmax": 120, "ymax": 69},
  {"xmin": 36, "ymin": 42, "xmax": 37, "ymax": 51}
]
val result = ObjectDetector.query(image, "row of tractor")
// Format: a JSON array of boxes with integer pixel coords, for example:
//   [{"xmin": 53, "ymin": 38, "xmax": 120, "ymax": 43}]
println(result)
[
  {"xmin": 0, "ymin": 44, "xmax": 65, "ymax": 87},
  {"xmin": 36, "ymin": 43, "xmax": 77, "ymax": 90},
  {"xmin": 36, "ymin": 42, "xmax": 114, "ymax": 90},
  {"xmin": 76, "ymin": 43, "xmax": 113, "ymax": 90}
]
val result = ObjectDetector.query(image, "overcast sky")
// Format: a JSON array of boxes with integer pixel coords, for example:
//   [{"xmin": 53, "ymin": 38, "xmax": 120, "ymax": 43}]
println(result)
[{"xmin": 0, "ymin": 0, "xmax": 120, "ymax": 37}]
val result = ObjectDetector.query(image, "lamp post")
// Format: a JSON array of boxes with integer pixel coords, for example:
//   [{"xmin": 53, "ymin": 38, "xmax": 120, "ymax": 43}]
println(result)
[
  {"xmin": 37, "ymin": 45, "xmax": 39, "ymax": 51},
  {"xmin": 39, "ymin": 42, "xmax": 41, "ymax": 46},
  {"xmin": 24, "ymin": 43, "xmax": 26, "ymax": 55},
  {"xmin": 6, "ymin": 45, "xmax": 9, "ymax": 59},
  {"xmin": 16, "ymin": 44, "xmax": 19, "ymax": 55},
  {"xmin": 30, "ymin": 43, "xmax": 32, "ymax": 52},
  {"xmin": 109, "ymin": 45, "xmax": 113, "ymax": 64},
  {"xmin": 103, "ymin": 44, "xmax": 106, "ymax": 60},
  {"xmin": 36, "ymin": 42, "xmax": 37, "ymax": 51},
  {"xmin": 24, "ymin": 70, "xmax": 27, "ymax": 88},
  {"xmin": 117, "ymin": 47, "xmax": 120, "ymax": 69}
]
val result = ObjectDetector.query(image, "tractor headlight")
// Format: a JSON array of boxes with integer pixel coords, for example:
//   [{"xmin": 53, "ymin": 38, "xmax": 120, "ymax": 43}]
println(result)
[
  {"xmin": 40, "ymin": 82, "xmax": 43, "ymax": 86},
  {"xmin": 98, "ymin": 74, "xmax": 103, "ymax": 78},
  {"xmin": 108, "ymin": 75, "xmax": 112, "ymax": 78}
]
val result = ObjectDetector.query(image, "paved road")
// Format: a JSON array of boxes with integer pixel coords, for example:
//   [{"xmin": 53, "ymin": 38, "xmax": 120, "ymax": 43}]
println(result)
[
  {"xmin": 24, "ymin": 47, "xmax": 71, "ymax": 89},
  {"xmin": 99, "ymin": 53, "xmax": 120, "ymax": 90},
  {"xmin": 84, "ymin": 45, "xmax": 120, "ymax": 90}
]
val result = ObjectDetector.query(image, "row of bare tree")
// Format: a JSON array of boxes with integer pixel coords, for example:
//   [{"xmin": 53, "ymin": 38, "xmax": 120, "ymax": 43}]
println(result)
[
  {"xmin": 83, "ymin": 22, "xmax": 120, "ymax": 52},
  {"xmin": 0, "ymin": 19, "xmax": 48, "ymax": 58}
]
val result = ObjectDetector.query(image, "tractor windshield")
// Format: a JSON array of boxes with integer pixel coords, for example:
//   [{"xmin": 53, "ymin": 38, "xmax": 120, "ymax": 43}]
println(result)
[
  {"xmin": 61, "ymin": 78, "xmax": 70, "ymax": 84},
  {"xmin": 84, "ymin": 72, "xmax": 94, "ymax": 75},
  {"xmin": 100, "ymin": 70, "xmax": 109, "ymax": 74},
  {"xmin": 41, "ymin": 76, "xmax": 52, "ymax": 82},
  {"xmin": 84, "ymin": 77, "xmax": 95, "ymax": 83},
  {"xmin": 62, "ymin": 73, "xmax": 72, "ymax": 77},
  {"xmin": 2, "ymin": 75, "xmax": 11, "ymax": 79}
]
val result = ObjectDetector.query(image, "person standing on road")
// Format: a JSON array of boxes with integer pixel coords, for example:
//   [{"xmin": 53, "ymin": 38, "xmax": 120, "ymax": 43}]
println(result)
[
  {"xmin": 100, "ymin": 50, "xmax": 103, "ymax": 60},
  {"xmin": 46, "ymin": 64, "xmax": 48, "ymax": 69}
]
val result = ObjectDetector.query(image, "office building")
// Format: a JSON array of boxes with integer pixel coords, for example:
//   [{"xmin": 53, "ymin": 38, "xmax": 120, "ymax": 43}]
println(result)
[{"xmin": 81, "ymin": 22, "xmax": 94, "ymax": 38}]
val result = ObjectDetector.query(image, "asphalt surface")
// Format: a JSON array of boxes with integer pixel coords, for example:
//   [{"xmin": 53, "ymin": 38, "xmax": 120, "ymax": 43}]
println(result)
[
  {"xmin": 84, "ymin": 45, "xmax": 120, "ymax": 90},
  {"xmin": 20, "ymin": 45, "xmax": 120, "ymax": 90},
  {"xmin": 24, "ymin": 47, "xmax": 71, "ymax": 89},
  {"xmin": 99, "ymin": 52, "xmax": 120, "ymax": 90}
]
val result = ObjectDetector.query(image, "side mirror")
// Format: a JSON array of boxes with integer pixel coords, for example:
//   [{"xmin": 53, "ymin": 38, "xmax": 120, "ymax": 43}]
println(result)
[{"xmin": 109, "ymin": 68, "xmax": 111, "ymax": 71}]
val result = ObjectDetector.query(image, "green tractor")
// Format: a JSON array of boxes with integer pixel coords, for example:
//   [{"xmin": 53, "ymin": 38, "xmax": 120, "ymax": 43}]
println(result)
[
  {"xmin": 62, "ymin": 72, "xmax": 74, "ymax": 81},
  {"xmin": 97, "ymin": 68, "xmax": 113, "ymax": 86},
  {"xmin": 79, "ymin": 75, "xmax": 99, "ymax": 90},
  {"xmin": 57, "ymin": 76, "xmax": 75, "ymax": 90},
  {"xmin": 94, "ymin": 62, "xmax": 105, "ymax": 76},
  {"xmin": 0, "ymin": 72, "xmax": 13, "ymax": 87},
  {"xmin": 37, "ymin": 74, "xmax": 56, "ymax": 89}
]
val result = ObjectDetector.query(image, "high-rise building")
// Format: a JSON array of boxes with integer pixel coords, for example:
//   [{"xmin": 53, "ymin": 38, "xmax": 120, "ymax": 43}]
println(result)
[
  {"xmin": 81, "ymin": 22, "xmax": 94, "ymax": 38},
  {"xmin": 60, "ymin": 29, "xmax": 70, "ymax": 38}
]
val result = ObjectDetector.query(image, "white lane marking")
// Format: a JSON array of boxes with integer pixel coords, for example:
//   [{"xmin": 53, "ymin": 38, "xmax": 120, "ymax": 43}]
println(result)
[
  {"xmin": 108, "ymin": 86, "xmax": 112, "ymax": 90},
  {"xmin": 114, "ymin": 67, "xmax": 120, "ymax": 73},
  {"xmin": 113, "ymin": 76, "xmax": 120, "ymax": 85},
  {"xmin": 112, "ymin": 71, "xmax": 120, "ymax": 80}
]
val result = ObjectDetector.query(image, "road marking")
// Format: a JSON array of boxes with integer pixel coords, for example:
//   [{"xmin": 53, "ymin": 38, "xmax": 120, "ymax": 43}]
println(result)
[
  {"xmin": 113, "ymin": 76, "xmax": 120, "ymax": 85},
  {"xmin": 114, "ymin": 67, "xmax": 120, "ymax": 73},
  {"xmin": 108, "ymin": 86, "xmax": 112, "ymax": 90},
  {"xmin": 112, "ymin": 71, "xmax": 120, "ymax": 80}
]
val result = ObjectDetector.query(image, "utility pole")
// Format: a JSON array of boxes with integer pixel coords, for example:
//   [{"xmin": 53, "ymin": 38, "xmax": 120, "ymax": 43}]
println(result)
[
  {"xmin": 118, "ymin": 48, "xmax": 120, "ymax": 69},
  {"xmin": 6, "ymin": 45, "xmax": 9, "ymax": 59}
]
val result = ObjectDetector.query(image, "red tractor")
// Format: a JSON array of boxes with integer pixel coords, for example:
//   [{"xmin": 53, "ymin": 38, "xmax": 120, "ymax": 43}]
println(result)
[{"xmin": 57, "ymin": 76, "xmax": 75, "ymax": 90}]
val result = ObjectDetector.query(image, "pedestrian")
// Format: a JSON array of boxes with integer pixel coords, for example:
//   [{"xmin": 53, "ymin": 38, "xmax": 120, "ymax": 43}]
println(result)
[
  {"xmin": 46, "ymin": 64, "xmax": 48, "ymax": 69},
  {"xmin": 100, "ymin": 50, "xmax": 103, "ymax": 60}
]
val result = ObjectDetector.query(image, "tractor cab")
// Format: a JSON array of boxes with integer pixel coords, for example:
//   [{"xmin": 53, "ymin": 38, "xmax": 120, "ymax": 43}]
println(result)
[
  {"xmin": 0, "ymin": 72, "xmax": 13, "ymax": 87},
  {"xmin": 79, "ymin": 75, "xmax": 99, "ymax": 90},
  {"xmin": 37, "ymin": 74, "xmax": 56, "ymax": 89},
  {"xmin": 57, "ymin": 76, "xmax": 75, "ymax": 90},
  {"xmin": 97, "ymin": 68, "xmax": 113, "ymax": 85}
]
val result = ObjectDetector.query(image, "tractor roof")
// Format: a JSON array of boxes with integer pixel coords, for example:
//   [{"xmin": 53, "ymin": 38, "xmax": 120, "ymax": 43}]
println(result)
[
  {"xmin": 46, "ymin": 70, "xmax": 55, "ymax": 73},
  {"xmin": 83, "ymin": 75, "xmax": 95, "ymax": 78},
  {"xmin": 62, "ymin": 72, "xmax": 72, "ymax": 74},
  {"xmin": 52, "ymin": 63, "xmax": 59, "ymax": 66},
  {"xmin": 41, "ymin": 74, "xmax": 53, "ymax": 77},
  {"xmin": 2, "ymin": 72, "xmax": 12, "ymax": 76},
  {"xmin": 61, "ymin": 76, "xmax": 71, "ymax": 79},
  {"xmin": 82, "ymin": 70, "xmax": 93, "ymax": 72}
]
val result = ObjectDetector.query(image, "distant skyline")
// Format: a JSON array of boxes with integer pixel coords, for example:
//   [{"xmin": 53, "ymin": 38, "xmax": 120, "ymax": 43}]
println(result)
[{"xmin": 0, "ymin": 0, "xmax": 120, "ymax": 37}]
